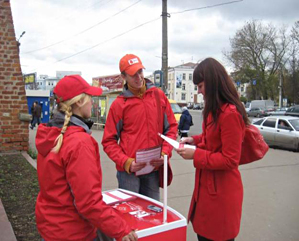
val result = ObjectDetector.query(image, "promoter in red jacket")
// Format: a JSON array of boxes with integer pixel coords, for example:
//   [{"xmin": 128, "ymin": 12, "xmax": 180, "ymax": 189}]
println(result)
[{"xmin": 35, "ymin": 75, "xmax": 137, "ymax": 241}]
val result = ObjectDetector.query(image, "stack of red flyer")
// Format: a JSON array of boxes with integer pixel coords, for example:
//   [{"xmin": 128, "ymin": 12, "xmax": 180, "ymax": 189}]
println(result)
[{"xmin": 102, "ymin": 189, "xmax": 135, "ymax": 205}]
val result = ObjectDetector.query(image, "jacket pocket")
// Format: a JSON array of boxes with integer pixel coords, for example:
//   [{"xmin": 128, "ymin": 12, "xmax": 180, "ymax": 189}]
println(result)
[{"xmin": 207, "ymin": 171, "xmax": 217, "ymax": 195}]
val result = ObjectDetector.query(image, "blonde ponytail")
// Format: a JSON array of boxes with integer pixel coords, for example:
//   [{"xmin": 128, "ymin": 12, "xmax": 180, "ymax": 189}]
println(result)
[{"xmin": 51, "ymin": 93, "xmax": 89, "ymax": 153}]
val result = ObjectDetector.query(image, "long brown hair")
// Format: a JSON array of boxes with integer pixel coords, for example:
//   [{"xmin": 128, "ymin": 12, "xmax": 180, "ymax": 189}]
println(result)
[{"xmin": 193, "ymin": 58, "xmax": 250, "ymax": 126}]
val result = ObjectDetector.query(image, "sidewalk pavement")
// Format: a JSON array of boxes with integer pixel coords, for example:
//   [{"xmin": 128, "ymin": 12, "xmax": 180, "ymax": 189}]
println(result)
[
  {"xmin": 0, "ymin": 198, "xmax": 17, "ymax": 241},
  {"xmin": 29, "ymin": 127, "xmax": 198, "ymax": 240}
]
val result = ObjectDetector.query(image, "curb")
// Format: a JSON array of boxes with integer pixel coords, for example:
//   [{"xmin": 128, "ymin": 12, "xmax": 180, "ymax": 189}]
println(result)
[{"xmin": 21, "ymin": 151, "xmax": 37, "ymax": 170}]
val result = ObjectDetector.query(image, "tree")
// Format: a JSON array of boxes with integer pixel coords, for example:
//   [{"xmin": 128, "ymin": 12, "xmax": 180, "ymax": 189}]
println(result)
[
  {"xmin": 284, "ymin": 21, "xmax": 299, "ymax": 105},
  {"xmin": 224, "ymin": 20, "xmax": 290, "ymax": 101}
]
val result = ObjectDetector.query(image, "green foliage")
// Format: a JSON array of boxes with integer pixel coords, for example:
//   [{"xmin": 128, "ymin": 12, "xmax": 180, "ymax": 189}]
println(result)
[
  {"xmin": 240, "ymin": 96, "xmax": 248, "ymax": 103},
  {"xmin": 27, "ymin": 147, "xmax": 37, "ymax": 160},
  {"xmin": 224, "ymin": 20, "xmax": 299, "ymax": 104}
]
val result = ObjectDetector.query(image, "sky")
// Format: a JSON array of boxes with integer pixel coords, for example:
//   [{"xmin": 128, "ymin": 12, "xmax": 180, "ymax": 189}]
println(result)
[{"xmin": 10, "ymin": 0, "xmax": 299, "ymax": 83}]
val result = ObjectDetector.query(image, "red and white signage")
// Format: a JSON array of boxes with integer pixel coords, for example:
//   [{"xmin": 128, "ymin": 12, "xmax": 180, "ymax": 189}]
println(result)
[
  {"xmin": 92, "ymin": 74, "xmax": 124, "ymax": 91},
  {"xmin": 103, "ymin": 189, "xmax": 187, "ymax": 241}
]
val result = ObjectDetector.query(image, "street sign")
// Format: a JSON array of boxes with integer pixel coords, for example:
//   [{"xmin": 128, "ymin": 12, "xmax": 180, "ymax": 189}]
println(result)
[{"xmin": 252, "ymin": 79, "xmax": 257, "ymax": 85}]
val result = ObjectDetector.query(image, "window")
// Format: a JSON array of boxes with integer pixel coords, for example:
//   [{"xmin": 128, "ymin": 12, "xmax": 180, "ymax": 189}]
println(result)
[
  {"xmin": 278, "ymin": 120, "xmax": 291, "ymax": 129},
  {"xmin": 182, "ymin": 93, "xmax": 186, "ymax": 100},
  {"xmin": 253, "ymin": 119, "xmax": 264, "ymax": 125},
  {"xmin": 194, "ymin": 86, "xmax": 197, "ymax": 91},
  {"xmin": 289, "ymin": 119, "xmax": 299, "ymax": 131},
  {"xmin": 241, "ymin": 87, "xmax": 244, "ymax": 92},
  {"xmin": 183, "ymin": 73, "xmax": 186, "ymax": 80},
  {"xmin": 182, "ymin": 84, "xmax": 185, "ymax": 90},
  {"xmin": 262, "ymin": 118, "xmax": 276, "ymax": 128},
  {"xmin": 189, "ymin": 74, "xmax": 192, "ymax": 80}
]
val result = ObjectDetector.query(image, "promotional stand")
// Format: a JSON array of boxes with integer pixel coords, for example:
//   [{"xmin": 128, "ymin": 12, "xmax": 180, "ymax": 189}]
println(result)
[{"xmin": 103, "ymin": 155, "xmax": 187, "ymax": 241}]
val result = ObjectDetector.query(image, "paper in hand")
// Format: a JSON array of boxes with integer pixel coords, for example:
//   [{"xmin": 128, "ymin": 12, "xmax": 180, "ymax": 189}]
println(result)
[
  {"xmin": 135, "ymin": 146, "xmax": 161, "ymax": 176},
  {"xmin": 158, "ymin": 133, "xmax": 196, "ymax": 150}
]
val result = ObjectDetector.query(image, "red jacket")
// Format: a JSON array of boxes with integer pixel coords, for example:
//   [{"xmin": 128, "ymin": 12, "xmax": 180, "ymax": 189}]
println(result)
[
  {"xmin": 189, "ymin": 104, "xmax": 245, "ymax": 241},
  {"xmin": 102, "ymin": 81, "xmax": 177, "ymax": 171},
  {"xmin": 35, "ymin": 123, "xmax": 132, "ymax": 241}
]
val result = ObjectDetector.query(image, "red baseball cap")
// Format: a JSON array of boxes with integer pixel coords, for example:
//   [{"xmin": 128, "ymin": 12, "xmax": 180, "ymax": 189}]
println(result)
[
  {"xmin": 119, "ymin": 54, "xmax": 145, "ymax": 76},
  {"xmin": 53, "ymin": 75, "xmax": 102, "ymax": 103}
]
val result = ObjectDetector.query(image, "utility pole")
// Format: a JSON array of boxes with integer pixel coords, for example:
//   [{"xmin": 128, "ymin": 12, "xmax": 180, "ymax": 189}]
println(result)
[{"xmin": 162, "ymin": 0, "xmax": 170, "ymax": 95}]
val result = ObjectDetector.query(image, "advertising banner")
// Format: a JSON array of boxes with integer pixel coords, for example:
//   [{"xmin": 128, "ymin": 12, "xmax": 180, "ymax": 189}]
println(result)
[
  {"xmin": 92, "ymin": 74, "xmax": 124, "ymax": 91},
  {"xmin": 24, "ymin": 73, "xmax": 37, "ymax": 89}
]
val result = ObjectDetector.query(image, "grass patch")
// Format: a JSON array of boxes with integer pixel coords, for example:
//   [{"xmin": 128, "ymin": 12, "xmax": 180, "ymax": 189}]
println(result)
[
  {"xmin": 0, "ymin": 154, "xmax": 40, "ymax": 241},
  {"xmin": 27, "ymin": 147, "xmax": 37, "ymax": 160}
]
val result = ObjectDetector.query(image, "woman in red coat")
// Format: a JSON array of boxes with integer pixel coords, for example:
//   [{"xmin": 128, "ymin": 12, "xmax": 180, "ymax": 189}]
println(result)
[{"xmin": 176, "ymin": 58, "xmax": 250, "ymax": 241}]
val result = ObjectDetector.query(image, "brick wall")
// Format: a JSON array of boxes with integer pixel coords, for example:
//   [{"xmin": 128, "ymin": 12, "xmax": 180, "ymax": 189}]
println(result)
[{"xmin": 0, "ymin": 0, "xmax": 29, "ymax": 152}]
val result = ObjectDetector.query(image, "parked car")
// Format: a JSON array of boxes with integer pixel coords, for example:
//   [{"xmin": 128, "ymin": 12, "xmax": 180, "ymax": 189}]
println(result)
[
  {"xmin": 247, "ymin": 107, "xmax": 268, "ymax": 117},
  {"xmin": 245, "ymin": 102, "xmax": 251, "ymax": 113},
  {"xmin": 252, "ymin": 116, "xmax": 299, "ymax": 151},
  {"xmin": 193, "ymin": 104, "xmax": 201, "ymax": 110},
  {"xmin": 187, "ymin": 102, "xmax": 194, "ymax": 109},
  {"xmin": 285, "ymin": 105, "xmax": 299, "ymax": 117},
  {"xmin": 268, "ymin": 107, "xmax": 288, "ymax": 116}
]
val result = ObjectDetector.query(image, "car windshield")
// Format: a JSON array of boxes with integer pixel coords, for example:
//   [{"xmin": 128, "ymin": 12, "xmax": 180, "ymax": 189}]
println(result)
[
  {"xmin": 171, "ymin": 103, "xmax": 182, "ymax": 114},
  {"xmin": 289, "ymin": 119, "xmax": 299, "ymax": 131}
]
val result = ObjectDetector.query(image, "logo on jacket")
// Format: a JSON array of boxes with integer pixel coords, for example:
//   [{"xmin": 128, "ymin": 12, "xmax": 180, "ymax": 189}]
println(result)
[{"xmin": 128, "ymin": 58, "xmax": 139, "ymax": 65}]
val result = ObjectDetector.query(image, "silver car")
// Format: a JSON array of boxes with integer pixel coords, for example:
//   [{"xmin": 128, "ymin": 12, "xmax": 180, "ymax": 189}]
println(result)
[
  {"xmin": 247, "ymin": 107, "xmax": 268, "ymax": 117},
  {"xmin": 268, "ymin": 107, "xmax": 288, "ymax": 116},
  {"xmin": 252, "ymin": 116, "xmax": 299, "ymax": 151}
]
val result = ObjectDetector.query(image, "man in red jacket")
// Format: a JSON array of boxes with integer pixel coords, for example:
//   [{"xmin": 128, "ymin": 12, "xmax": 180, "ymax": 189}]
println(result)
[{"xmin": 102, "ymin": 54, "xmax": 177, "ymax": 200}]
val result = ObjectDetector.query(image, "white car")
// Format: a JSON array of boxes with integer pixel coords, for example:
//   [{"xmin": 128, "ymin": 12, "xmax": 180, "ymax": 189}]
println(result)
[{"xmin": 252, "ymin": 116, "xmax": 299, "ymax": 151}]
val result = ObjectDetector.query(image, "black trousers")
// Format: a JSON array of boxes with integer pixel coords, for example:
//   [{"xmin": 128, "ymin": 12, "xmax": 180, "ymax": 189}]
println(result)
[
  {"xmin": 180, "ymin": 132, "xmax": 188, "ymax": 138},
  {"xmin": 197, "ymin": 234, "xmax": 235, "ymax": 241}
]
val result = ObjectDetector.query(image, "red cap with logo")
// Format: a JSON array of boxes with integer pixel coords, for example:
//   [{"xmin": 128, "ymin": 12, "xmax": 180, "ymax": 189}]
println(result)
[
  {"xmin": 119, "ymin": 54, "xmax": 145, "ymax": 76},
  {"xmin": 53, "ymin": 75, "xmax": 102, "ymax": 103}
]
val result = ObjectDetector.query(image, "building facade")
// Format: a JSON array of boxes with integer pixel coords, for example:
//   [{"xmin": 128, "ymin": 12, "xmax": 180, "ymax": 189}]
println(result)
[
  {"xmin": 0, "ymin": 0, "xmax": 29, "ymax": 152},
  {"xmin": 235, "ymin": 82, "xmax": 249, "ymax": 98},
  {"xmin": 167, "ymin": 63, "xmax": 204, "ymax": 105},
  {"xmin": 36, "ymin": 71, "xmax": 81, "ymax": 91}
]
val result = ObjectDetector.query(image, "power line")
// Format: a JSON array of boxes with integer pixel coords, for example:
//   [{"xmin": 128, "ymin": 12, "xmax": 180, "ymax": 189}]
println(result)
[
  {"xmin": 28, "ymin": 16, "xmax": 161, "ymax": 72},
  {"xmin": 23, "ymin": 0, "xmax": 141, "ymax": 54},
  {"xmin": 46, "ymin": 0, "xmax": 112, "ymax": 26},
  {"xmin": 54, "ymin": 16, "xmax": 160, "ymax": 63},
  {"xmin": 170, "ymin": 0, "xmax": 243, "ymax": 14},
  {"xmin": 25, "ymin": 0, "xmax": 244, "ymax": 72}
]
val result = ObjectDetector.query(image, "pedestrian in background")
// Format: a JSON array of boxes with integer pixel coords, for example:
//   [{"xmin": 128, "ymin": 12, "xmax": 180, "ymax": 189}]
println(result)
[
  {"xmin": 178, "ymin": 106, "xmax": 193, "ymax": 138},
  {"xmin": 30, "ymin": 102, "xmax": 36, "ymax": 127},
  {"xmin": 102, "ymin": 54, "xmax": 177, "ymax": 201},
  {"xmin": 176, "ymin": 58, "xmax": 250, "ymax": 241},
  {"xmin": 30, "ymin": 101, "xmax": 41, "ymax": 129},
  {"xmin": 35, "ymin": 75, "xmax": 137, "ymax": 241}
]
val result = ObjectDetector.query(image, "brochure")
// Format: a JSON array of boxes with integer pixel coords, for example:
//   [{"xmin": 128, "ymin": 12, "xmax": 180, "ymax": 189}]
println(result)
[
  {"xmin": 135, "ymin": 145, "xmax": 162, "ymax": 176},
  {"xmin": 102, "ymin": 190, "xmax": 134, "ymax": 205},
  {"xmin": 158, "ymin": 133, "xmax": 196, "ymax": 150}
]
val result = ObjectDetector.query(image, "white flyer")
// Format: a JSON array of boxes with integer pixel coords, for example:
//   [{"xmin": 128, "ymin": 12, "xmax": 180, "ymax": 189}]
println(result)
[
  {"xmin": 158, "ymin": 133, "xmax": 196, "ymax": 150},
  {"xmin": 135, "ymin": 146, "xmax": 162, "ymax": 176}
]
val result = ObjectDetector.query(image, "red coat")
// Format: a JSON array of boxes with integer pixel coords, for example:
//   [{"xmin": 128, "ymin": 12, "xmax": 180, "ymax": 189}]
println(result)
[
  {"xmin": 189, "ymin": 104, "xmax": 245, "ymax": 241},
  {"xmin": 102, "ymin": 81, "xmax": 177, "ymax": 171},
  {"xmin": 35, "ymin": 124, "xmax": 132, "ymax": 241}
]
